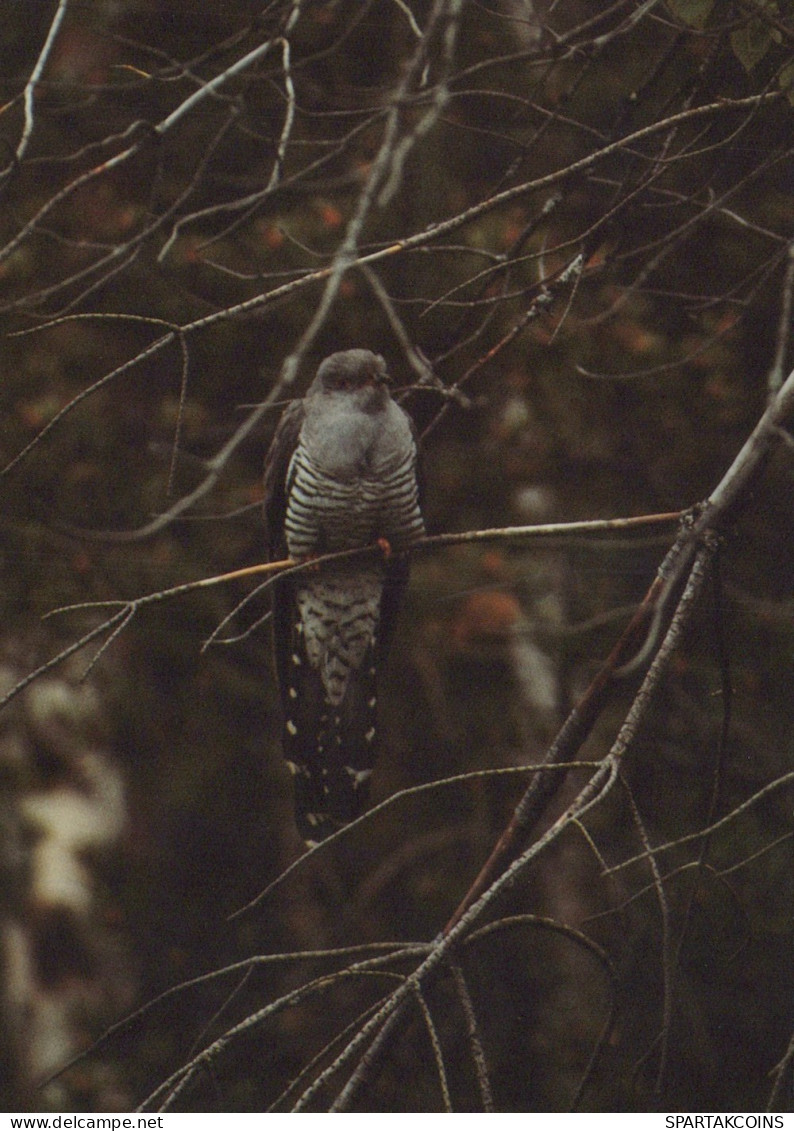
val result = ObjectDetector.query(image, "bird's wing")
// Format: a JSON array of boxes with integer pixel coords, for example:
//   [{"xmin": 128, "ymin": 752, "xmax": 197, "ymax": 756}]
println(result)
[
  {"xmin": 378, "ymin": 407, "xmax": 424, "ymax": 657},
  {"xmin": 263, "ymin": 397, "xmax": 305, "ymax": 561},
  {"xmin": 263, "ymin": 397, "xmax": 305, "ymax": 710}
]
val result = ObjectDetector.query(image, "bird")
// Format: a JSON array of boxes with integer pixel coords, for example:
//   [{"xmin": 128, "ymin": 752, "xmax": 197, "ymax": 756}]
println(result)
[{"xmin": 263, "ymin": 349, "xmax": 425, "ymax": 843}]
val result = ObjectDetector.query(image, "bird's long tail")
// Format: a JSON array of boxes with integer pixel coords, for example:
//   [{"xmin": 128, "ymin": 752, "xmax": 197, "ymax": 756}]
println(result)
[{"xmin": 283, "ymin": 648, "xmax": 378, "ymax": 843}]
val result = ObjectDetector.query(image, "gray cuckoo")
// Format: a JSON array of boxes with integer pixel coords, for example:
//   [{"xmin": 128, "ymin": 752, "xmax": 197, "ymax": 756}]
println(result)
[{"xmin": 263, "ymin": 350, "xmax": 424, "ymax": 842}]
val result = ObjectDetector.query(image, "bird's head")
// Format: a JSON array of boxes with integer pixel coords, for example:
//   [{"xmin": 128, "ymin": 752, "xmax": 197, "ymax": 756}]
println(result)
[{"xmin": 312, "ymin": 350, "xmax": 390, "ymax": 408}]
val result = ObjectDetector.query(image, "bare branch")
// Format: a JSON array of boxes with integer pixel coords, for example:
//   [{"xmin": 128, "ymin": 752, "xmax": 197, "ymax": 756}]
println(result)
[{"xmin": 14, "ymin": 0, "xmax": 71, "ymax": 166}]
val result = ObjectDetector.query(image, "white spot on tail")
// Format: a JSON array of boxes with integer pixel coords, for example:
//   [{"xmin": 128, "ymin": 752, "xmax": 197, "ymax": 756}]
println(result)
[{"xmin": 345, "ymin": 766, "xmax": 373, "ymax": 788}]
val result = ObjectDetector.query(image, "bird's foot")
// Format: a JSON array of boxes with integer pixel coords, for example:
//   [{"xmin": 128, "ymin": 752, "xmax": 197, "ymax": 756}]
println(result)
[
  {"xmin": 296, "ymin": 552, "xmax": 321, "ymax": 572},
  {"xmin": 376, "ymin": 537, "xmax": 392, "ymax": 560}
]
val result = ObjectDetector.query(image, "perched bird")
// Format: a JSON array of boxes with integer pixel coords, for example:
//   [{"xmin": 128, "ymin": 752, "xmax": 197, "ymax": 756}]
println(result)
[{"xmin": 263, "ymin": 350, "xmax": 425, "ymax": 842}]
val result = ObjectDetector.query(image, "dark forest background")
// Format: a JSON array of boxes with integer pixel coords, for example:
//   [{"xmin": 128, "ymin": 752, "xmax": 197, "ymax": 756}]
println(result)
[{"xmin": 1, "ymin": 0, "xmax": 794, "ymax": 1113}]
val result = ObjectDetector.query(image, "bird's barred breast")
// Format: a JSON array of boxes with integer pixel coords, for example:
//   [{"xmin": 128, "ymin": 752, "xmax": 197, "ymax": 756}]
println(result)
[{"xmin": 285, "ymin": 446, "xmax": 423, "ymax": 558}]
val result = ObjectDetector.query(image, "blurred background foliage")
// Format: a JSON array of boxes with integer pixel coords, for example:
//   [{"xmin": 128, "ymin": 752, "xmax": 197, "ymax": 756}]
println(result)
[{"xmin": 0, "ymin": 0, "xmax": 793, "ymax": 1113}]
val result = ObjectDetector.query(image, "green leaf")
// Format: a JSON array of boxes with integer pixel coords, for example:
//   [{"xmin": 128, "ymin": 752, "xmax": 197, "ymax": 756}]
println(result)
[
  {"xmin": 779, "ymin": 60, "xmax": 794, "ymax": 106},
  {"xmin": 666, "ymin": 0, "xmax": 715, "ymax": 28},
  {"xmin": 730, "ymin": 4, "xmax": 780, "ymax": 72}
]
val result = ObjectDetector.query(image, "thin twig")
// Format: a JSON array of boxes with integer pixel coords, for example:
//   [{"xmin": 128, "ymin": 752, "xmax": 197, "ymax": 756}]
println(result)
[{"xmin": 15, "ymin": 0, "xmax": 71, "ymax": 165}]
